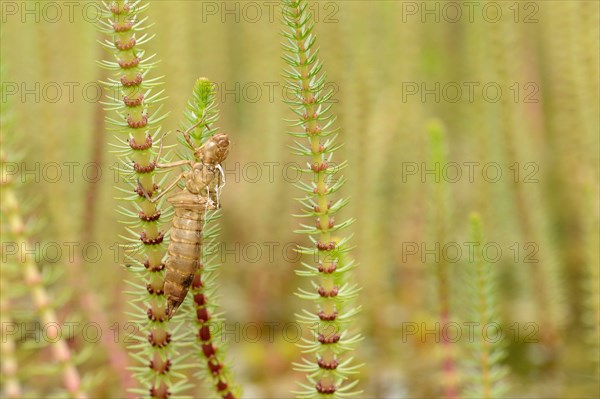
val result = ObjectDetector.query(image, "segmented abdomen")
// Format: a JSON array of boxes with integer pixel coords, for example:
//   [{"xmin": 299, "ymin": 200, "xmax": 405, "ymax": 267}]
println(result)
[{"xmin": 164, "ymin": 205, "xmax": 204, "ymax": 318}]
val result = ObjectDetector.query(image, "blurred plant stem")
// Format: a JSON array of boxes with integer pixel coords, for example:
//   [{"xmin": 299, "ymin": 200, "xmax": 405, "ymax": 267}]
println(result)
[
  {"xmin": 427, "ymin": 120, "xmax": 458, "ymax": 399},
  {"xmin": 462, "ymin": 214, "xmax": 509, "ymax": 398},
  {"xmin": 0, "ymin": 147, "xmax": 87, "ymax": 399},
  {"xmin": 0, "ymin": 280, "xmax": 22, "ymax": 399}
]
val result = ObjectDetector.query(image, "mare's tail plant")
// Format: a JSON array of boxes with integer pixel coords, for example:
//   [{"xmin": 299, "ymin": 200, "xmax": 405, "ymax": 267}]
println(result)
[
  {"xmin": 0, "ymin": 139, "xmax": 23, "ymax": 399},
  {"xmin": 0, "ymin": 146, "xmax": 88, "ymax": 399},
  {"xmin": 281, "ymin": 1, "xmax": 363, "ymax": 397},
  {"xmin": 183, "ymin": 79, "xmax": 240, "ymax": 399},
  {"xmin": 427, "ymin": 120, "xmax": 458, "ymax": 398},
  {"xmin": 98, "ymin": 2, "xmax": 182, "ymax": 398},
  {"xmin": 0, "ymin": 285, "xmax": 20, "ymax": 399},
  {"xmin": 462, "ymin": 214, "xmax": 509, "ymax": 398},
  {"xmin": 0, "ymin": 55, "xmax": 21, "ymax": 399}
]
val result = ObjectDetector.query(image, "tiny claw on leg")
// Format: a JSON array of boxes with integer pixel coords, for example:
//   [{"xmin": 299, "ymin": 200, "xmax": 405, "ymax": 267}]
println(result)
[
  {"xmin": 177, "ymin": 112, "xmax": 213, "ymax": 149},
  {"xmin": 182, "ymin": 130, "xmax": 195, "ymax": 149}
]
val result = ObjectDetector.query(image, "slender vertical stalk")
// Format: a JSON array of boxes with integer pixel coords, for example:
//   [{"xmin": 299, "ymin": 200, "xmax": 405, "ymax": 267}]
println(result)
[
  {"xmin": 281, "ymin": 1, "xmax": 363, "ymax": 397},
  {"xmin": 183, "ymin": 78, "xmax": 240, "ymax": 399},
  {"xmin": 427, "ymin": 121, "xmax": 458, "ymax": 399},
  {"xmin": 463, "ymin": 214, "xmax": 509, "ymax": 399},
  {"xmin": 98, "ymin": 2, "xmax": 182, "ymax": 397},
  {"xmin": 0, "ymin": 148, "xmax": 87, "ymax": 399},
  {"xmin": 0, "ymin": 282, "xmax": 21, "ymax": 399},
  {"xmin": 0, "ymin": 45, "xmax": 22, "ymax": 399}
]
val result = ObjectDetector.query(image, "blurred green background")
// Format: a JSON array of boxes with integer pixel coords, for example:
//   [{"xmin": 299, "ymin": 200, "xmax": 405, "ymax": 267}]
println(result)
[{"xmin": 1, "ymin": 1, "xmax": 599, "ymax": 398}]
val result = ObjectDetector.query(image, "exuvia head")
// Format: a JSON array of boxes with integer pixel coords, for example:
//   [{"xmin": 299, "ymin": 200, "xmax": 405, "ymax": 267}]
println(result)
[
  {"xmin": 180, "ymin": 134, "xmax": 230, "ymax": 196},
  {"xmin": 195, "ymin": 133, "xmax": 230, "ymax": 165}
]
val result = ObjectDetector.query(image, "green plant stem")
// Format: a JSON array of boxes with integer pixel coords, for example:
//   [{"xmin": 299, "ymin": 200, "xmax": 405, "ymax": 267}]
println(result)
[
  {"xmin": 0, "ymin": 291, "xmax": 21, "ymax": 399},
  {"xmin": 100, "ymin": 1, "xmax": 175, "ymax": 397},
  {"xmin": 0, "ymin": 162, "xmax": 20, "ymax": 399},
  {"xmin": 191, "ymin": 272, "xmax": 236, "ymax": 399},
  {"xmin": 465, "ymin": 213, "xmax": 509, "ymax": 399},
  {"xmin": 472, "ymin": 215, "xmax": 492, "ymax": 398},
  {"xmin": 298, "ymin": 44, "xmax": 337, "ymax": 374},
  {"xmin": 293, "ymin": 4, "xmax": 337, "ymax": 381},
  {"xmin": 282, "ymin": 1, "xmax": 362, "ymax": 397},
  {"xmin": 428, "ymin": 121, "xmax": 458, "ymax": 399},
  {"xmin": 0, "ymin": 158, "xmax": 87, "ymax": 399},
  {"xmin": 181, "ymin": 78, "xmax": 240, "ymax": 399}
]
